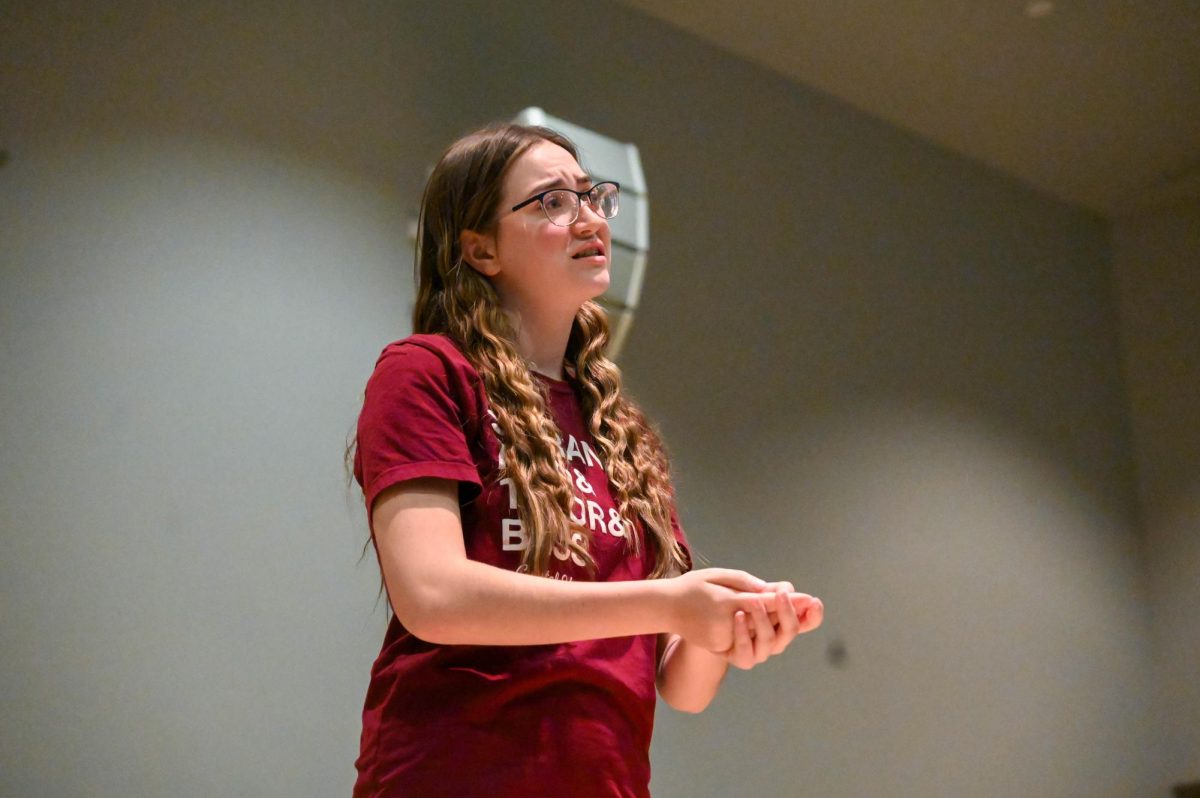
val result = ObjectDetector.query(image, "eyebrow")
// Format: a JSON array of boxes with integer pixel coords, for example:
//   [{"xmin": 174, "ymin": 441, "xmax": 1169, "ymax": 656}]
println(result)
[{"xmin": 526, "ymin": 174, "xmax": 593, "ymax": 195}]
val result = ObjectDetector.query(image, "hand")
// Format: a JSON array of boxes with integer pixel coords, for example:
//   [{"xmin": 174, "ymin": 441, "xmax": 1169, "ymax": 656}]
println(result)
[
  {"xmin": 725, "ymin": 582, "xmax": 824, "ymax": 670},
  {"xmin": 667, "ymin": 568, "xmax": 781, "ymax": 653},
  {"xmin": 747, "ymin": 582, "xmax": 824, "ymax": 635},
  {"xmin": 721, "ymin": 580, "xmax": 822, "ymax": 634}
]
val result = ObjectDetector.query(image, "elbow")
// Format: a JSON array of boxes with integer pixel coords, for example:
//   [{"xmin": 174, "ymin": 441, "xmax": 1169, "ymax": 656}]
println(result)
[
  {"xmin": 401, "ymin": 609, "xmax": 452, "ymax": 644},
  {"xmin": 657, "ymin": 681, "xmax": 715, "ymax": 714},
  {"xmin": 400, "ymin": 606, "xmax": 468, "ymax": 645},
  {"xmin": 666, "ymin": 695, "xmax": 713, "ymax": 714},
  {"xmin": 390, "ymin": 584, "xmax": 463, "ymax": 645}
]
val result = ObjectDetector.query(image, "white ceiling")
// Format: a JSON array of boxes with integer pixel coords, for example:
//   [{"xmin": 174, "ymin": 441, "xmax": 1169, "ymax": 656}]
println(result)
[{"xmin": 616, "ymin": 0, "xmax": 1200, "ymax": 219}]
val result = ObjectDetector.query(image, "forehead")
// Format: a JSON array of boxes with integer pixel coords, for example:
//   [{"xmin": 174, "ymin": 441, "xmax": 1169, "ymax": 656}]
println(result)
[{"xmin": 504, "ymin": 140, "xmax": 588, "ymax": 198}]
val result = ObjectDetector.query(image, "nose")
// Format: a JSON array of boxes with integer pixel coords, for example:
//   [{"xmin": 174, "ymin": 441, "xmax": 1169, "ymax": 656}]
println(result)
[{"xmin": 572, "ymin": 197, "xmax": 607, "ymax": 235}]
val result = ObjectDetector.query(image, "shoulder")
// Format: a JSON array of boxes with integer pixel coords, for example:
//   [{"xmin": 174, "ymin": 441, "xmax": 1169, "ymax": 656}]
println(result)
[
  {"xmin": 375, "ymin": 332, "xmax": 471, "ymax": 368},
  {"xmin": 370, "ymin": 333, "xmax": 480, "ymax": 385},
  {"xmin": 363, "ymin": 333, "xmax": 487, "ymax": 425}
]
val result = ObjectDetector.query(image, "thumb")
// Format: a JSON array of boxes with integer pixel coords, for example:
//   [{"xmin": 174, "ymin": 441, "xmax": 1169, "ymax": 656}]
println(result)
[{"xmin": 702, "ymin": 568, "xmax": 768, "ymax": 593}]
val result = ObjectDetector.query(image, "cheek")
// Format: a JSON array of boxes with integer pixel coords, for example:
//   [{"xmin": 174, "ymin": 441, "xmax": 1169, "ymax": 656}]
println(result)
[
  {"xmin": 534, "ymin": 228, "xmax": 572, "ymax": 255},
  {"xmin": 498, "ymin": 219, "xmax": 573, "ymax": 268}
]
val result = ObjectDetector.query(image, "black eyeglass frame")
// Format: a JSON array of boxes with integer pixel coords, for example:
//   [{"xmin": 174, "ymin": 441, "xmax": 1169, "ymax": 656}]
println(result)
[{"xmin": 509, "ymin": 181, "xmax": 621, "ymax": 226}]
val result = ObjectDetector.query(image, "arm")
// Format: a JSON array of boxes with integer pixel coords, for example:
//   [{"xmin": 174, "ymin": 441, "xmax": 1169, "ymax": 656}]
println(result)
[
  {"xmin": 371, "ymin": 477, "xmax": 767, "ymax": 646},
  {"xmin": 656, "ymin": 632, "xmax": 729, "ymax": 713}
]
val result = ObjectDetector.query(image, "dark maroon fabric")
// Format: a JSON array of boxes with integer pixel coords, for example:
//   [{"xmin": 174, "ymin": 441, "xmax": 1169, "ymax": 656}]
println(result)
[{"xmin": 351, "ymin": 333, "xmax": 692, "ymax": 797}]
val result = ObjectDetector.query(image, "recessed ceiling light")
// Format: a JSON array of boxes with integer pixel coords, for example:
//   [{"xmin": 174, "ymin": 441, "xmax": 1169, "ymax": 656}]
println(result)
[{"xmin": 1025, "ymin": 1, "xmax": 1055, "ymax": 19}]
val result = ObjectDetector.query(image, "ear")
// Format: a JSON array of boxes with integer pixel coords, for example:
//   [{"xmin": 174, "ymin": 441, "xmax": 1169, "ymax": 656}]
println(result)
[{"xmin": 459, "ymin": 229, "xmax": 501, "ymax": 277}]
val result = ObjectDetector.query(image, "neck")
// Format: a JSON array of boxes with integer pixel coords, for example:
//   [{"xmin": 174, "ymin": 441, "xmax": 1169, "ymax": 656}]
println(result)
[{"xmin": 501, "ymin": 299, "xmax": 577, "ymax": 382}]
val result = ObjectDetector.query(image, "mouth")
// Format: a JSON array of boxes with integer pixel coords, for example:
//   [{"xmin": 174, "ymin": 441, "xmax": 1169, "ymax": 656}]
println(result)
[{"xmin": 571, "ymin": 244, "xmax": 607, "ymax": 262}]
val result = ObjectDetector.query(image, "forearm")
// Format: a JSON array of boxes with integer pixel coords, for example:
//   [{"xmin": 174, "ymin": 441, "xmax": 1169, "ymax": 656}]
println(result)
[
  {"xmin": 406, "ymin": 558, "xmax": 675, "ymax": 646},
  {"xmin": 656, "ymin": 634, "xmax": 729, "ymax": 713},
  {"xmin": 373, "ymin": 482, "xmax": 769, "ymax": 649}
]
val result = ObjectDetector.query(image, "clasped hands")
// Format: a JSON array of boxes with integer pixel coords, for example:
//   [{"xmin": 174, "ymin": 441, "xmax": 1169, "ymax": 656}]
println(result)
[{"xmin": 672, "ymin": 568, "xmax": 824, "ymax": 671}]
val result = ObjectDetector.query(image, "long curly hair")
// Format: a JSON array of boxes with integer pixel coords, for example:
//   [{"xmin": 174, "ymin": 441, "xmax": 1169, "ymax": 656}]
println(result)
[{"xmin": 346, "ymin": 121, "xmax": 689, "ymax": 580}]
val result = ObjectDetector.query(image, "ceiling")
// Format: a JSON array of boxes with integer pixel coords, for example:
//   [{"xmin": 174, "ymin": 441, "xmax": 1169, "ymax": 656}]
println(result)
[{"xmin": 616, "ymin": 0, "xmax": 1200, "ymax": 219}]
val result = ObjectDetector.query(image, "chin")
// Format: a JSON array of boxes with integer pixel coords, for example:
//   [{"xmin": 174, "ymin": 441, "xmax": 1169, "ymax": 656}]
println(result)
[
  {"xmin": 561, "ymin": 266, "xmax": 609, "ymax": 306},
  {"xmin": 590, "ymin": 267, "xmax": 611, "ymax": 292},
  {"xmin": 585, "ymin": 284, "xmax": 610, "ymax": 305}
]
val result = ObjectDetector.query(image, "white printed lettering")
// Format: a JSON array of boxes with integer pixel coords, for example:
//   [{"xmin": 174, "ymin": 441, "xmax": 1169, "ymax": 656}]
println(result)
[
  {"xmin": 552, "ymin": 531, "xmax": 587, "ymax": 567},
  {"xmin": 572, "ymin": 468, "xmax": 594, "ymax": 495},
  {"xmin": 502, "ymin": 518, "xmax": 528, "ymax": 551},
  {"xmin": 581, "ymin": 441, "xmax": 602, "ymax": 469},
  {"xmin": 564, "ymin": 435, "xmax": 582, "ymax": 465},
  {"xmin": 586, "ymin": 500, "xmax": 605, "ymax": 533},
  {"xmin": 500, "ymin": 477, "xmax": 517, "ymax": 510},
  {"xmin": 607, "ymin": 508, "xmax": 626, "ymax": 538}
]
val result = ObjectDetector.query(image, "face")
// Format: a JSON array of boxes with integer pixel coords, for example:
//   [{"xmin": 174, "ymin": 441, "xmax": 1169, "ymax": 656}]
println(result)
[{"xmin": 462, "ymin": 140, "xmax": 612, "ymax": 317}]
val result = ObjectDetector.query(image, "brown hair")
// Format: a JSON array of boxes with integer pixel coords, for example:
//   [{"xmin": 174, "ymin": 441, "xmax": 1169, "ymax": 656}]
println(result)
[{"xmin": 347, "ymin": 121, "xmax": 688, "ymax": 579}]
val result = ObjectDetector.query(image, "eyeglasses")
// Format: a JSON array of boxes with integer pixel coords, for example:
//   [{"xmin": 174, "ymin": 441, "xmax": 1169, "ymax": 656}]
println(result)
[{"xmin": 509, "ymin": 181, "xmax": 620, "ymax": 227}]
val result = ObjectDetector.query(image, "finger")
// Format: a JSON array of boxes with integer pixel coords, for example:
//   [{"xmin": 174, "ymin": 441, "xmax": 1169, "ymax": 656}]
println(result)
[
  {"xmin": 726, "ymin": 611, "xmax": 751, "ymax": 669},
  {"xmin": 732, "ymin": 592, "xmax": 783, "ymax": 630},
  {"xmin": 771, "ymin": 589, "xmax": 800, "ymax": 654},
  {"xmin": 727, "ymin": 611, "xmax": 755, "ymax": 670},
  {"xmin": 788, "ymin": 593, "xmax": 818, "ymax": 619},
  {"xmin": 734, "ymin": 590, "xmax": 796, "ymax": 628},
  {"xmin": 749, "ymin": 598, "xmax": 774, "ymax": 663},
  {"xmin": 786, "ymin": 591, "xmax": 813, "ymax": 609},
  {"xmin": 795, "ymin": 597, "xmax": 825, "ymax": 633},
  {"xmin": 788, "ymin": 597, "xmax": 822, "ymax": 634},
  {"xmin": 787, "ymin": 593, "xmax": 816, "ymax": 622}
]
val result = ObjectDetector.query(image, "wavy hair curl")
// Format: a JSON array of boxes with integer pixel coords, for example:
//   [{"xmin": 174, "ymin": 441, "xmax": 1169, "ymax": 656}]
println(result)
[{"xmin": 346, "ymin": 122, "xmax": 688, "ymax": 580}]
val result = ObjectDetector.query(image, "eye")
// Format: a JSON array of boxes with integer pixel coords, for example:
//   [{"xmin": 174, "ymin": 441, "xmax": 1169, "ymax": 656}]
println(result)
[
  {"xmin": 589, "ymin": 183, "xmax": 619, "ymax": 217},
  {"xmin": 542, "ymin": 191, "xmax": 569, "ymax": 212}
]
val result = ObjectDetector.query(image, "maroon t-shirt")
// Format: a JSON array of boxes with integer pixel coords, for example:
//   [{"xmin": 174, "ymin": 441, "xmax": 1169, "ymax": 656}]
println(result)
[{"xmin": 351, "ymin": 333, "xmax": 692, "ymax": 798}]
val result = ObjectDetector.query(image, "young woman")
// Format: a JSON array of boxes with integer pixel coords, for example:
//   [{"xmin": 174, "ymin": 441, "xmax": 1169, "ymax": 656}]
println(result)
[{"xmin": 347, "ymin": 122, "xmax": 824, "ymax": 797}]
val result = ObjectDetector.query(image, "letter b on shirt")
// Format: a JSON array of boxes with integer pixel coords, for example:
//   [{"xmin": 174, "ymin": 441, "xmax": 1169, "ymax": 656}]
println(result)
[{"xmin": 502, "ymin": 518, "xmax": 528, "ymax": 551}]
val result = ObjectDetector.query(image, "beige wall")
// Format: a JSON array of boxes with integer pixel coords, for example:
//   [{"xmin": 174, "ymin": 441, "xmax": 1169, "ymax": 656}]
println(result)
[
  {"xmin": 0, "ymin": 1, "xmax": 1179, "ymax": 796},
  {"xmin": 1113, "ymin": 201, "xmax": 1200, "ymax": 790}
]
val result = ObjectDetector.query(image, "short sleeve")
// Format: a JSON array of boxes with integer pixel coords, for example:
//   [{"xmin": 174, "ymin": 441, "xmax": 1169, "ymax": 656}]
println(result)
[{"xmin": 354, "ymin": 341, "xmax": 484, "ymax": 529}]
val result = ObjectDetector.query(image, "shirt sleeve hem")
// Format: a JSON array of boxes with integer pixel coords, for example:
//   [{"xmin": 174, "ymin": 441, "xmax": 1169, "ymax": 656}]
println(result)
[{"xmin": 365, "ymin": 461, "xmax": 484, "ymax": 527}]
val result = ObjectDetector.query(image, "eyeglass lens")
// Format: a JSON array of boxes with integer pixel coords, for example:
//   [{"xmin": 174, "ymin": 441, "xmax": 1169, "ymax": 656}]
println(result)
[{"xmin": 542, "ymin": 183, "xmax": 619, "ymax": 226}]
